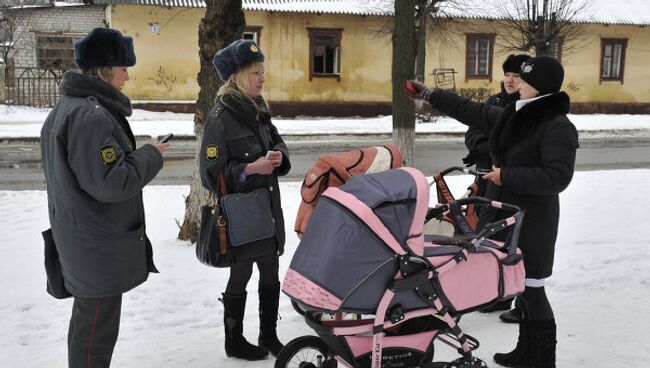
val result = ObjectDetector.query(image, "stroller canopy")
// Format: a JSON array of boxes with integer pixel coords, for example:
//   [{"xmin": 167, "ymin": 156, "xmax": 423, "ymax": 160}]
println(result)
[{"xmin": 283, "ymin": 167, "xmax": 430, "ymax": 313}]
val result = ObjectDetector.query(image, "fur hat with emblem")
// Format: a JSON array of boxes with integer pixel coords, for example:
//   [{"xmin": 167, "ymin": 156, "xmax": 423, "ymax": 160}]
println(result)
[
  {"xmin": 519, "ymin": 56, "xmax": 565, "ymax": 95},
  {"xmin": 212, "ymin": 39, "xmax": 265, "ymax": 81},
  {"xmin": 502, "ymin": 54, "xmax": 531, "ymax": 74},
  {"xmin": 74, "ymin": 27, "xmax": 136, "ymax": 69}
]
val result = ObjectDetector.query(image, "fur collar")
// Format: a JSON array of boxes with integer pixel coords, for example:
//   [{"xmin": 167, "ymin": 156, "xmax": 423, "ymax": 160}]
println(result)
[
  {"xmin": 490, "ymin": 91, "xmax": 571, "ymax": 159},
  {"xmin": 59, "ymin": 71, "xmax": 132, "ymax": 117},
  {"xmin": 220, "ymin": 92, "xmax": 271, "ymax": 128}
]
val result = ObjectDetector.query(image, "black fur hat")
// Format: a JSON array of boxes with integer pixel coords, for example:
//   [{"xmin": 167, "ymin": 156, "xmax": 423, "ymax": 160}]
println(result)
[
  {"xmin": 74, "ymin": 27, "xmax": 136, "ymax": 69},
  {"xmin": 520, "ymin": 56, "xmax": 565, "ymax": 95},
  {"xmin": 502, "ymin": 54, "xmax": 531, "ymax": 74},
  {"xmin": 212, "ymin": 39, "xmax": 265, "ymax": 81}
]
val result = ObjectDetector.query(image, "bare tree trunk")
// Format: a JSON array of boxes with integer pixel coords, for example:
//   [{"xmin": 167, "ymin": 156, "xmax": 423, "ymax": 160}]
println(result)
[
  {"xmin": 392, "ymin": 0, "xmax": 417, "ymax": 166},
  {"xmin": 178, "ymin": 0, "xmax": 245, "ymax": 243},
  {"xmin": 414, "ymin": 0, "xmax": 427, "ymax": 82}
]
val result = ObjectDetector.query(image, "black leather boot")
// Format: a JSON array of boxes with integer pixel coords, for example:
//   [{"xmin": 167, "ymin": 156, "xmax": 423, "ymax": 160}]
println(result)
[
  {"xmin": 258, "ymin": 282, "xmax": 284, "ymax": 356},
  {"xmin": 494, "ymin": 318, "xmax": 556, "ymax": 368},
  {"xmin": 499, "ymin": 306, "xmax": 521, "ymax": 323},
  {"xmin": 221, "ymin": 292, "xmax": 268, "ymax": 361}
]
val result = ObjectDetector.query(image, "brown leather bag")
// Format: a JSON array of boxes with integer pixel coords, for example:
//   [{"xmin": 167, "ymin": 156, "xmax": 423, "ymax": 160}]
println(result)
[{"xmin": 294, "ymin": 144, "xmax": 402, "ymax": 238}]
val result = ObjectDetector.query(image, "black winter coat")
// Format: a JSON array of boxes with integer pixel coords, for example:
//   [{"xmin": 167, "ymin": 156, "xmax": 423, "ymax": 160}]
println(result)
[
  {"xmin": 199, "ymin": 93, "xmax": 291, "ymax": 262},
  {"xmin": 464, "ymin": 84, "xmax": 520, "ymax": 197},
  {"xmin": 429, "ymin": 90, "xmax": 579, "ymax": 278},
  {"xmin": 41, "ymin": 71, "xmax": 162, "ymax": 297}
]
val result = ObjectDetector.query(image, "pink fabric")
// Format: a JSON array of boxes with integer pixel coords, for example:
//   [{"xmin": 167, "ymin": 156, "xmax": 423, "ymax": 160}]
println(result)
[
  {"xmin": 371, "ymin": 289, "xmax": 395, "ymax": 368},
  {"xmin": 323, "ymin": 188, "xmax": 406, "ymax": 255},
  {"xmin": 345, "ymin": 330, "xmax": 437, "ymax": 357},
  {"xmin": 399, "ymin": 167, "xmax": 430, "ymax": 256},
  {"xmin": 282, "ymin": 268, "xmax": 342, "ymax": 311},
  {"xmin": 483, "ymin": 247, "xmax": 526, "ymax": 297},
  {"xmin": 491, "ymin": 200, "xmax": 503, "ymax": 209},
  {"xmin": 506, "ymin": 217, "xmax": 516, "ymax": 226},
  {"xmin": 436, "ymin": 252, "xmax": 500, "ymax": 311}
]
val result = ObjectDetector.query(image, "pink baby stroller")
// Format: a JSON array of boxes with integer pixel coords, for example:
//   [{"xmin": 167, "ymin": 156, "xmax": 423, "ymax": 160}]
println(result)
[{"xmin": 279, "ymin": 167, "xmax": 525, "ymax": 368}]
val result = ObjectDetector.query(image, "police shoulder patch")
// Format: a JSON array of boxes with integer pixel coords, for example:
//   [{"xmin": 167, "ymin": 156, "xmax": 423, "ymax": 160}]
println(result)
[
  {"xmin": 206, "ymin": 144, "xmax": 219, "ymax": 161},
  {"xmin": 98, "ymin": 144, "xmax": 117, "ymax": 166}
]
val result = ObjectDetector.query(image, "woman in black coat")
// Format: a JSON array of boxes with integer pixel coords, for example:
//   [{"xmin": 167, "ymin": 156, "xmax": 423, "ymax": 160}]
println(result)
[
  {"xmin": 409, "ymin": 56, "xmax": 579, "ymax": 368},
  {"xmin": 199, "ymin": 40, "xmax": 291, "ymax": 361}
]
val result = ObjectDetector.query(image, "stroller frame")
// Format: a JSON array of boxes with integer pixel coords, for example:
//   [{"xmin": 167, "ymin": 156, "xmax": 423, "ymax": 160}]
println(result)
[{"xmin": 281, "ymin": 168, "xmax": 525, "ymax": 368}]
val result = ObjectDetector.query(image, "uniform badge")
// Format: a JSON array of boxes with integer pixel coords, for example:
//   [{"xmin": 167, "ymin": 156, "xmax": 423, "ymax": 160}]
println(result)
[
  {"xmin": 206, "ymin": 145, "xmax": 219, "ymax": 161},
  {"xmin": 98, "ymin": 145, "xmax": 117, "ymax": 165},
  {"xmin": 250, "ymin": 44, "xmax": 259, "ymax": 53}
]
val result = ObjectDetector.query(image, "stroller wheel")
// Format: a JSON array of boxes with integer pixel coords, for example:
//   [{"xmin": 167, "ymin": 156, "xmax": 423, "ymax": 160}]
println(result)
[
  {"xmin": 275, "ymin": 335, "xmax": 332, "ymax": 368},
  {"xmin": 445, "ymin": 356, "xmax": 488, "ymax": 367},
  {"xmin": 291, "ymin": 300, "xmax": 307, "ymax": 316}
]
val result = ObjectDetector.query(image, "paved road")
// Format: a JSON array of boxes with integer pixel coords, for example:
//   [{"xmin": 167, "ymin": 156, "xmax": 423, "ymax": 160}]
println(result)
[{"xmin": 2, "ymin": 131, "xmax": 650, "ymax": 190}]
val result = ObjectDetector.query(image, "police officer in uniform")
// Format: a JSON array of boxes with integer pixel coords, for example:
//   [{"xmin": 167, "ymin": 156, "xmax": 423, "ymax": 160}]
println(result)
[
  {"xmin": 199, "ymin": 39, "xmax": 291, "ymax": 360},
  {"xmin": 41, "ymin": 27, "xmax": 168, "ymax": 367}
]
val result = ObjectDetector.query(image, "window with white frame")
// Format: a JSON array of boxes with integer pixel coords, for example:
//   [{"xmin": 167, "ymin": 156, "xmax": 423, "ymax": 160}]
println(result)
[
  {"xmin": 465, "ymin": 33, "xmax": 495, "ymax": 81},
  {"xmin": 601, "ymin": 38, "xmax": 627, "ymax": 82}
]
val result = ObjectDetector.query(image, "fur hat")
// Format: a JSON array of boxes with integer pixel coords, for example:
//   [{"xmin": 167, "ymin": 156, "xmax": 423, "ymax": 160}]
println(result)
[
  {"xmin": 74, "ymin": 28, "xmax": 136, "ymax": 69},
  {"xmin": 520, "ymin": 56, "xmax": 564, "ymax": 95},
  {"xmin": 502, "ymin": 54, "xmax": 531, "ymax": 74},
  {"xmin": 212, "ymin": 39, "xmax": 265, "ymax": 81}
]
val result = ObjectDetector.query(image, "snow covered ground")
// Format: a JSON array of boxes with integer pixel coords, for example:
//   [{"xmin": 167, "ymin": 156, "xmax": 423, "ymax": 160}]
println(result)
[
  {"xmin": 2, "ymin": 104, "xmax": 650, "ymax": 138},
  {"xmin": 1, "ymin": 170, "xmax": 650, "ymax": 367}
]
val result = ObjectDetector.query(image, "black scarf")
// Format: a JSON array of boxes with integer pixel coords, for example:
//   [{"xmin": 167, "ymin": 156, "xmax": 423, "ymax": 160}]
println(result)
[
  {"xmin": 489, "ymin": 91, "xmax": 571, "ymax": 163},
  {"xmin": 59, "ymin": 71, "xmax": 132, "ymax": 117}
]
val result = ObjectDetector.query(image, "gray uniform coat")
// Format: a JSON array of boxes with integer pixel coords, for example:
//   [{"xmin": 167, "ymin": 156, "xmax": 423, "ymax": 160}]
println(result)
[
  {"xmin": 199, "ymin": 93, "xmax": 290, "ymax": 261},
  {"xmin": 41, "ymin": 71, "xmax": 162, "ymax": 297}
]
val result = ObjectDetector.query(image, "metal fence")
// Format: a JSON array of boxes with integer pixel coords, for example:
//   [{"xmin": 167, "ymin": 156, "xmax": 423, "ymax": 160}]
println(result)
[{"xmin": 4, "ymin": 67, "xmax": 66, "ymax": 107}]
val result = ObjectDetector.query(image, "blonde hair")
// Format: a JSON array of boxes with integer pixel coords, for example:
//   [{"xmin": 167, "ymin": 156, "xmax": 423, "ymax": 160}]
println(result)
[
  {"xmin": 82, "ymin": 67, "xmax": 114, "ymax": 84},
  {"xmin": 217, "ymin": 62, "xmax": 268, "ymax": 109}
]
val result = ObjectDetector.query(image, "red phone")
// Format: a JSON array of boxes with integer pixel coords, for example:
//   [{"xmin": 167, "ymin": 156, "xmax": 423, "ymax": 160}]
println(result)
[{"xmin": 404, "ymin": 80, "xmax": 418, "ymax": 97}]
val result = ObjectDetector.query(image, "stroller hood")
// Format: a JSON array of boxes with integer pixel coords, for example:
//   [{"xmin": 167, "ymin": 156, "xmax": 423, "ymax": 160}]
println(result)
[{"xmin": 283, "ymin": 167, "xmax": 430, "ymax": 313}]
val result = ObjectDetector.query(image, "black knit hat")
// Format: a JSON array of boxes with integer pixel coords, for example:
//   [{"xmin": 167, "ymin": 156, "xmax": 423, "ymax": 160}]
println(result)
[
  {"xmin": 212, "ymin": 39, "xmax": 265, "ymax": 81},
  {"xmin": 74, "ymin": 28, "xmax": 136, "ymax": 69},
  {"xmin": 502, "ymin": 54, "xmax": 531, "ymax": 74},
  {"xmin": 520, "ymin": 56, "xmax": 564, "ymax": 95}
]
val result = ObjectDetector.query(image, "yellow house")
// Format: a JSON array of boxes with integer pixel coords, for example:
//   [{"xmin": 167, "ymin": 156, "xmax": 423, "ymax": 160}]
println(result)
[{"xmin": 96, "ymin": 0, "xmax": 650, "ymax": 115}]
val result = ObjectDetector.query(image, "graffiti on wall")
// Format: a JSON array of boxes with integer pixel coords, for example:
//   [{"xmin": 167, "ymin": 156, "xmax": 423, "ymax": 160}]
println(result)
[{"xmin": 148, "ymin": 66, "xmax": 177, "ymax": 92}]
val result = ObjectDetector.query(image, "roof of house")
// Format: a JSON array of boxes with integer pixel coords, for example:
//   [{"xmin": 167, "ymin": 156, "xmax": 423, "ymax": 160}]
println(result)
[{"xmin": 57, "ymin": 0, "xmax": 650, "ymax": 26}]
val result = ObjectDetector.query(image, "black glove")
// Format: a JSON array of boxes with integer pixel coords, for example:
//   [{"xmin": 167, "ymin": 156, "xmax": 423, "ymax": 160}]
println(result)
[{"xmin": 462, "ymin": 150, "xmax": 479, "ymax": 166}]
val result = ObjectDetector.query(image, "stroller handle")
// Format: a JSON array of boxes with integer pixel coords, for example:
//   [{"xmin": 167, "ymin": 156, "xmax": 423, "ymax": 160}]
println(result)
[{"xmin": 426, "ymin": 197, "xmax": 525, "ymax": 256}]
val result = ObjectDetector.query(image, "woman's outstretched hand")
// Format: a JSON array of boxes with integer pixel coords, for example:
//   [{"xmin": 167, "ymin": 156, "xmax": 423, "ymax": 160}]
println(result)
[{"xmin": 405, "ymin": 80, "xmax": 432, "ymax": 100}]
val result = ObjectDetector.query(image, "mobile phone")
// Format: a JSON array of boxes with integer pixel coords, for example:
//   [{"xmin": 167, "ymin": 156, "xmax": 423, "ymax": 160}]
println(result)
[
  {"xmin": 159, "ymin": 133, "xmax": 174, "ymax": 143},
  {"xmin": 265, "ymin": 151, "xmax": 273, "ymax": 160},
  {"xmin": 404, "ymin": 80, "xmax": 418, "ymax": 96}
]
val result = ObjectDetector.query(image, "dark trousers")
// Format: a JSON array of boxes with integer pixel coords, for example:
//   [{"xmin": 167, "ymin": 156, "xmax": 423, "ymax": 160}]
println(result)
[{"xmin": 68, "ymin": 294, "xmax": 122, "ymax": 368}]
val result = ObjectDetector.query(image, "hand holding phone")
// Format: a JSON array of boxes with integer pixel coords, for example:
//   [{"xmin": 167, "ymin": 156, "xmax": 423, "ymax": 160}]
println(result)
[
  {"xmin": 159, "ymin": 133, "xmax": 174, "ymax": 143},
  {"xmin": 265, "ymin": 150, "xmax": 274, "ymax": 160}
]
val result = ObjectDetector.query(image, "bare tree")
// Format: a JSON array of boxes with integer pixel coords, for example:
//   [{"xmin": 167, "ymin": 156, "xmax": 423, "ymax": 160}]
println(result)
[
  {"xmin": 491, "ymin": 0, "xmax": 590, "ymax": 57},
  {"xmin": 178, "ymin": 0, "xmax": 245, "ymax": 242},
  {"xmin": 392, "ymin": 0, "xmax": 416, "ymax": 166},
  {"xmin": 0, "ymin": 8, "xmax": 19, "ymax": 66}
]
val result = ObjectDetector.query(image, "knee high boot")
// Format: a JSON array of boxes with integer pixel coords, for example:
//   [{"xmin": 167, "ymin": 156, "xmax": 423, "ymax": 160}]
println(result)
[
  {"xmin": 221, "ymin": 292, "xmax": 268, "ymax": 361},
  {"xmin": 258, "ymin": 283, "xmax": 284, "ymax": 356},
  {"xmin": 494, "ymin": 315, "xmax": 557, "ymax": 368}
]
